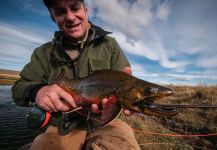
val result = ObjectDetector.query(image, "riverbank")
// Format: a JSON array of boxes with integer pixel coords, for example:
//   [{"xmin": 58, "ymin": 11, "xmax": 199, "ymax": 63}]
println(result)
[{"xmin": 0, "ymin": 69, "xmax": 20, "ymax": 85}]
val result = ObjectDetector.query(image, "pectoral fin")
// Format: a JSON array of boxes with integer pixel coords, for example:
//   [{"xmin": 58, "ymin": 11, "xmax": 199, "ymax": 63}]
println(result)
[{"xmin": 101, "ymin": 96, "xmax": 123, "ymax": 127}]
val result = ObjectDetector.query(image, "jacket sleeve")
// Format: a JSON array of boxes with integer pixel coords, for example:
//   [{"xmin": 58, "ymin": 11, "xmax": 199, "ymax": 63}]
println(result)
[
  {"xmin": 109, "ymin": 38, "xmax": 130, "ymax": 71},
  {"xmin": 11, "ymin": 47, "xmax": 50, "ymax": 106}
]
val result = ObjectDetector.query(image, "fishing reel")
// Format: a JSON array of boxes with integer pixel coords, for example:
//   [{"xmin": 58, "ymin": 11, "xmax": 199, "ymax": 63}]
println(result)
[{"xmin": 27, "ymin": 105, "xmax": 51, "ymax": 129}]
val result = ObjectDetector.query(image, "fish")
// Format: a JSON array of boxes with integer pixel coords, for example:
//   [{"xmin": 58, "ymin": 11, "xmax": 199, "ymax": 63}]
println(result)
[{"xmin": 57, "ymin": 69, "xmax": 178, "ymax": 128}]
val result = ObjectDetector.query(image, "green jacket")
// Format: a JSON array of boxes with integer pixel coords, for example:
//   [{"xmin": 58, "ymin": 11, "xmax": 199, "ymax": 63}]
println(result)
[
  {"xmin": 11, "ymin": 24, "xmax": 130, "ymax": 132},
  {"xmin": 12, "ymin": 24, "xmax": 130, "ymax": 106}
]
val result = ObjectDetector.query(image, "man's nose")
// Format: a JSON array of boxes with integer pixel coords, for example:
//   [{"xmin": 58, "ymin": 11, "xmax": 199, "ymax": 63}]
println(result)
[{"xmin": 65, "ymin": 10, "xmax": 76, "ymax": 22}]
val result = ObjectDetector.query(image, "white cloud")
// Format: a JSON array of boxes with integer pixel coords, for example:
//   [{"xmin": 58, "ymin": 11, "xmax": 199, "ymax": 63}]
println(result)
[
  {"xmin": 0, "ymin": 22, "xmax": 45, "ymax": 45},
  {"xmin": 131, "ymin": 63, "xmax": 148, "ymax": 77},
  {"xmin": 167, "ymin": 0, "xmax": 217, "ymax": 70},
  {"xmin": 87, "ymin": 0, "xmax": 191, "ymax": 70},
  {"xmin": 112, "ymin": 31, "xmax": 158, "ymax": 60},
  {"xmin": 196, "ymin": 54, "xmax": 217, "ymax": 68},
  {"xmin": 87, "ymin": 0, "xmax": 217, "ymax": 73},
  {"xmin": 112, "ymin": 30, "xmax": 191, "ymax": 70},
  {"xmin": 156, "ymin": 0, "xmax": 172, "ymax": 21},
  {"xmin": 0, "ymin": 42, "xmax": 31, "ymax": 59},
  {"xmin": 87, "ymin": 0, "xmax": 171, "ymax": 39},
  {"xmin": 0, "ymin": 22, "xmax": 51, "ymax": 70}
]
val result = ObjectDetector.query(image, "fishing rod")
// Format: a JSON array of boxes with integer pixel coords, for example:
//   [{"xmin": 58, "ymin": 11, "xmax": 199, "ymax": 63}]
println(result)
[{"xmin": 161, "ymin": 104, "xmax": 217, "ymax": 109}]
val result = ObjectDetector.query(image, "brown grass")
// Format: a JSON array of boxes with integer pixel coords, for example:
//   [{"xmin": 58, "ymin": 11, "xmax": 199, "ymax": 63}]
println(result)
[
  {"xmin": 0, "ymin": 69, "xmax": 20, "ymax": 85},
  {"xmin": 120, "ymin": 85, "xmax": 217, "ymax": 149}
]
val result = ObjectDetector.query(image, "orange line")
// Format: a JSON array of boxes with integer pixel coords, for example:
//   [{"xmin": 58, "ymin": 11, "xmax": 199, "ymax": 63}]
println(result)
[{"xmin": 75, "ymin": 110, "xmax": 217, "ymax": 137}]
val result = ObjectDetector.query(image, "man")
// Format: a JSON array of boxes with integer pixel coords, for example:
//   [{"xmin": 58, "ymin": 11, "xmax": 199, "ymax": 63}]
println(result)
[{"xmin": 12, "ymin": 0, "xmax": 140, "ymax": 149}]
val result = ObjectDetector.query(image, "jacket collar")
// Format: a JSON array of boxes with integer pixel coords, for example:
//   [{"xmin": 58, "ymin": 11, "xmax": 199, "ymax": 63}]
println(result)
[
  {"xmin": 50, "ymin": 23, "xmax": 111, "ymax": 67},
  {"xmin": 88, "ymin": 22, "xmax": 112, "ymax": 42}
]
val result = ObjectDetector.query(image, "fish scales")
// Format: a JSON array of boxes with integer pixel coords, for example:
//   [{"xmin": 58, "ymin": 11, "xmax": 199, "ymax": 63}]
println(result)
[
  {"xmin": 78, "ymin": 70, "xmax": 132, "ymax": 100},
  {"xmin": 57, "ymin": 69, "xmax": 178, "ymax": 127}
]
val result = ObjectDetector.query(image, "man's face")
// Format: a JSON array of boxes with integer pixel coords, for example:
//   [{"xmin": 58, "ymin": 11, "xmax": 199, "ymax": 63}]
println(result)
[{"xmin": 50, "ymin": 0, "xmax": 89, "ymax": 41}]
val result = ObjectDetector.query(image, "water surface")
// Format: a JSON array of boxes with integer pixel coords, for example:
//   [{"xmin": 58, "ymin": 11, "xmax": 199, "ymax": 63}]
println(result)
[{"xmin": 0, "ymin": 86, "xmax": 44, "ymax": 150}]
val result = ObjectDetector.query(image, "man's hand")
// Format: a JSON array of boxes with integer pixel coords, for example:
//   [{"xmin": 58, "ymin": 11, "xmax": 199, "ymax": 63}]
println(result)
[
  {"xmin": 91, "ymin": 98, "xmax": 133, "ymax": 116},
  {"xmin": 35, "ymin": 84, "xmax": 101, "ymax": 113},
  {"xmin": 35, "ymin": 84, "xmax": 76, "ymax": 112},
  {"xmin": 91, "ymin": 67, "xmax": 134, "ymax": 116}
]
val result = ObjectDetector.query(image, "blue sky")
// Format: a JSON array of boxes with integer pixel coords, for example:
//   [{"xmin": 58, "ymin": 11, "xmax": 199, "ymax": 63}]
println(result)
[{"xmin": 0, "ymin": 0, "xmax": 217, "ymax": 85}]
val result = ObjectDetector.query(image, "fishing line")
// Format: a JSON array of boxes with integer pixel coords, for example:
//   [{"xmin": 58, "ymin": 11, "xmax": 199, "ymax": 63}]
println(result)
[
  {"xmin": 75, "ymin": 110, "xmax": 101, "ymax": 123},
  {"xmin": 75, "ymin": 110, "xmax": 217, "ymax": 137}
]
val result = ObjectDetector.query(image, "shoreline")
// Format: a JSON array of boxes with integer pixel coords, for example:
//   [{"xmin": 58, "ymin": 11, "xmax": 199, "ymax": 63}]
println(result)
[{"xmin": 0, "ymin": 69, "xmax": 20, "ymax": 85}]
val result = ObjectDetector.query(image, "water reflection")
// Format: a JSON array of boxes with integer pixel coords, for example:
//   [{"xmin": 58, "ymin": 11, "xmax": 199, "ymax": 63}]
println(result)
[{"xmin": 0, "ymin": 86, "xmax": 44, "ymax": 150}]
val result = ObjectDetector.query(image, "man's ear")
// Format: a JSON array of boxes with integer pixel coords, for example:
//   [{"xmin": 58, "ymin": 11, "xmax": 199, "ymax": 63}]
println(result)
[
  {"xmin": 50, "ymin": 12, "xmax": 55, "ymax": 22},
  {"xmin": 49, "ymin": 9, "xmax": 56, "ymax": 22},
  {"xmin": 84, "ymin": 6, "xmax": 88, "ymax": 18}
]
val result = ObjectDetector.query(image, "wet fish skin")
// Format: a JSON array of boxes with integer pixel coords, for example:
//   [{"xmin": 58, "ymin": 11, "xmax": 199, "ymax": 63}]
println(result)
[{"xmin": 57, "ymin": 69, "xmax": 178, "ymax": 127}]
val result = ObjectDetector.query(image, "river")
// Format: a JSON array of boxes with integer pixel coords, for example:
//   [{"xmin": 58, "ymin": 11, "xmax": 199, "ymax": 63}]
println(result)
[{"xmin": 0, "ymin": 86, "xmax": 44, "ymax": 150}]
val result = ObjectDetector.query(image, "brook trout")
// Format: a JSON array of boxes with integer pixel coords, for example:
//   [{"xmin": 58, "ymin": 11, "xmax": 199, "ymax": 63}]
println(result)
[{"xmin": 57, "ymin": 69, "xmax": 178, "ymax": 127}]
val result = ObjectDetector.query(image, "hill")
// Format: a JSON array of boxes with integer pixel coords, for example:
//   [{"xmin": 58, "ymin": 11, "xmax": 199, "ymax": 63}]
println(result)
[{"xmin": 0, "ymin": 69, "xmax": 20, "ymax": 85}]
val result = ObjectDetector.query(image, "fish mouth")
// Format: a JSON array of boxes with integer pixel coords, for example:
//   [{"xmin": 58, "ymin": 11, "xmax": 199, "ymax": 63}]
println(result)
[{"xmin": 133, "ymin": 97, "xmax": 178, "ymax": 116}]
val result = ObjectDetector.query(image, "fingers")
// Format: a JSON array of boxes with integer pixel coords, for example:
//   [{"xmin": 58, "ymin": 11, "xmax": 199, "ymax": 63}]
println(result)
[
  {"xmin": 121, "ymin": 67, "xmax": 132, "ymax": 75},
  {"xmin": 91, "ymin": 98, "xmax": 109, "ymax": 114},
  {"xmin": 35, "ymin": 84, "xmax": 76, "ymax": 112},
  {"xmin": 44, "ymin": 97, "xmax": 57, "ymax": 112},
  {"xmin": 102, "ymin": 98, "xmax": 108, "ymax": 106},
  {"xmin": 123, "ymin": 109, "xmax": 133, "ymax": 116},
  {"xmin": 35, "ymin": 83, "xmax": 134, "ymax": 117},
  {"xmin": 50, "ymin": 94, "xmax": 71, "ymax": 112},
  {"xmin": 91, "ymin": 104, "xmax": 100, "ymax": 114},
  {"xmin": 58, "ymin": 89, "xmax": 76, "ymax": 108}
]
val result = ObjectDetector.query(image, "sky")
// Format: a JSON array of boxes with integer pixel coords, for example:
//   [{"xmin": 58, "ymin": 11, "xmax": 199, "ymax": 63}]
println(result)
[{"xmin": 0, "ymin": 0, "xmax": 217, "ymax": 85}]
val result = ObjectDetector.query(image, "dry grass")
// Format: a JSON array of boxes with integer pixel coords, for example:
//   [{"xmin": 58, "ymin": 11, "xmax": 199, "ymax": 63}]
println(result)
[
  {"xmin": 0, "ymin": 79, "xmax": 18, "ymax": 85},
  {"xmin": 0, "ymin": 69, "xmax": 20, "ymax": 85},
  {"xmin": 120, "ymin": 85, "xmax": 217, "ymax": 149}
]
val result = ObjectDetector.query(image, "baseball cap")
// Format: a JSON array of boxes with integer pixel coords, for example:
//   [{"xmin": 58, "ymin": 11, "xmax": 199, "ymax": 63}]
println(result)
[{"xmin": 43, "ymin": 0, "xmax": 84, "ymax": 9}]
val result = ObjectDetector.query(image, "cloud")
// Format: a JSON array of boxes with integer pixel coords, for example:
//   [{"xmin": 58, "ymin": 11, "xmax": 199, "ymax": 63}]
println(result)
[
  {"xmin": 87, "ymin": 0, "xmax": 217, "ymax": 85},
  {"xmin": 167, "ymin": 0, "xmax": 217, "ymax": 70},
  {"xmin": 87, "ymin": 0, "xmax": 217, "ymax": 74},
  {"xmin": 112, "ymin": 30, "xmax": 191, "ymax": 70},
  {"xmin": 196, "ymin": 54, "xmax": 217, "ymax": 68},
  {"xmin": 87, "ymin": 0, "xmax": 171, "ymax": 39},
  {"xmin": 130, "ymin": 63, "xmax": 149, "ymax": 77},
  {"xmin": 87, "ymin": 0, "xmax": 190, "ymax": 70},
  {"xmin": 156, "ymin": 0, "xmax": 172, "ymax": 21},
  {"xmin": 0, "ymin": 22, "xmax": 45, "ymax": 45},
  {"xmin": 0, "ymin": 22, "xmax": 50, "ymax": 70}
]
